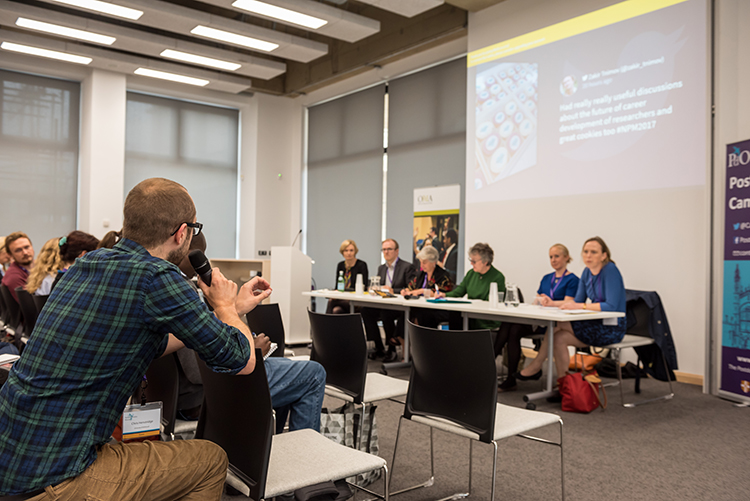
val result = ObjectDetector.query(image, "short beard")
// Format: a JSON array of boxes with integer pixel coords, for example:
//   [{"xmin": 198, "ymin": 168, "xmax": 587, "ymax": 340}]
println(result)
[{"xmin": 166, "ymin": 235, "xmax": 191, "ymax": 266}]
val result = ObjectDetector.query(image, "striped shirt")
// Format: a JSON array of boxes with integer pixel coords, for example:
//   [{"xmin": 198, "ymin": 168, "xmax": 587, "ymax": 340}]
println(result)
[{"xmin": 0, "ymin": 238, "xmax": 251, "ymax": 495}]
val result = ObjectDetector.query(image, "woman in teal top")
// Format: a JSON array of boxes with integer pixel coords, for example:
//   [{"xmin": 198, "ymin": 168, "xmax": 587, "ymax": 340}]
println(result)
[{"xmin": 436, "ymin": 242, "xmax": 505, "ymax": 330}]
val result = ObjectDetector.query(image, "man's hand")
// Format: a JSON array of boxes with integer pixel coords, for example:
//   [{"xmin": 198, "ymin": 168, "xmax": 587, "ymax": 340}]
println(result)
[
  {"xmin": 199, "ymin": 267, "xmax": 238, "ymax": 312},
  {"xmin": 253, "ymin": 333, "xmax": 272, "ymax": 358},
  {"xmin": 381, "ymin": 285, "xmax": 393, "ymax": 293},
  {"xmin": 236, "ymin": 277, "xmax": 272, "ymax": 316}
]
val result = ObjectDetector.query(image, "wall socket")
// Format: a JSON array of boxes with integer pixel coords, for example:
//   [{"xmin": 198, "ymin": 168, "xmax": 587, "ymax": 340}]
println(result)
[{"xmin": 258, "ymin": 250, "xmax": 269, "ymax": 256}]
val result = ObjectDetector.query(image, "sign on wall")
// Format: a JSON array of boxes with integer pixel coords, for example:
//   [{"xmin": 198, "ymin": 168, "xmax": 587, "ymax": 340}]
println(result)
[{"xmin": 721, "ymin": 138, "xmax": 750, "ymax": 400}]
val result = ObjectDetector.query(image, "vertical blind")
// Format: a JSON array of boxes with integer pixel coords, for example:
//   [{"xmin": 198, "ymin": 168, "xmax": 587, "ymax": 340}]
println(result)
[
  {"xmin": 124, "ymin": 92, "xmax": 239, "ymax": 258},
  {"xmin": 0, "ymin": 69, "xmax": 79, "ymax": 246},
  {"xmin": 307, "ymin": 84, "xmax": 385, "ymax": 290},
  {"xmin": 386, "ymin": 58, "xmax": 467, "ymax": 274}
]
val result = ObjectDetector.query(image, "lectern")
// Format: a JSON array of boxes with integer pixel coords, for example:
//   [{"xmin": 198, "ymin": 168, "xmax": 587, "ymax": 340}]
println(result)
[{"xmin": 270, "ymin": 246, "xmax": 312, "ymax": 344}]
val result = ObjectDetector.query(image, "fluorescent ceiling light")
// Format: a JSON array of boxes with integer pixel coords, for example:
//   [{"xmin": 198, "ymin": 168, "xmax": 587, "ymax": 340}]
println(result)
[
  {"xmin": 232, "ymin": 0, "xmax": 327, "ymax": 29},
  {"xmin": 134, "ymin": 68, "xmax": 209, "ymax": 87},
  {"xmin": 190, "ymin": 25, "xmax": 278, "ymax": 52},
  {"xmin": 0, "ymin": 41, "xmax": 92, "ymax": 64},
  {"xmin": 50, "ymin": 0, "xmax": 143, "ymax": 20},
  {"xmin": 160, "ymin": 49, "xmax": 241, "ymax": 71},
  {"xmin": 16, "ymin": 18, "xmax": 116, "ymax": 45}
]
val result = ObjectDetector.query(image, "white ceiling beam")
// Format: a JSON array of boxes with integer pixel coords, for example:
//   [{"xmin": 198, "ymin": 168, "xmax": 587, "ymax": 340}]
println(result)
[
  {"xmin": 0, "ymin": 28, "xmax": 254, "ymax": 93},
  {"xmin": 356, "ymin": 0, "xmax": 445, "ymax": 18},
  {"xmin": 0, "ymin": 0, "xmax": 286, "ymax": 80},
  {"xmin": 201, "ymin": 0, "xmax": 380, "ymax": 43}
]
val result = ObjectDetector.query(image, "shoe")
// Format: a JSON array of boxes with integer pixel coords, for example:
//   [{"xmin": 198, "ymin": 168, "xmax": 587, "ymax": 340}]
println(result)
[
  {"xmin": 368, "ymin": 350, "xmax": 385, "ymax": 360},
  {"xmin": 497, "ymin": 377, "xmax": 517, "ymax": 392},
  {"xmin": 383, "ymin": 350, "xmax": 398, "ymax": 363},
  {"xmin": 515, "ymin": 369, "xmax": 543, "ymax": 381}
]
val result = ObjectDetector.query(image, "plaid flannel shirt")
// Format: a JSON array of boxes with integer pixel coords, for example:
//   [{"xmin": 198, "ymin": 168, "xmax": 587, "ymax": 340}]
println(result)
[{"xmin": 0, "ymin": 238, "xmax": 251, "ymax": 495}]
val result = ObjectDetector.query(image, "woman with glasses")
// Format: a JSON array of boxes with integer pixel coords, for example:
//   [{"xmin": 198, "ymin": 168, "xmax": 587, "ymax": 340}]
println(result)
[
  {"xmin": 435, "ymin": 242, "xmax": 505, "ymax": 330},
  {"xmin": 401, "ymin": 245, "xmax": 454, "ymax": 328}
]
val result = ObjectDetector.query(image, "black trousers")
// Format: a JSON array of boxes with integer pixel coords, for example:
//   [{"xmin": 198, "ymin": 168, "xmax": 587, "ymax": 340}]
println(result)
[{"xmin": 361, "ymin": 307, "xmax": 404, "ymax": 352}]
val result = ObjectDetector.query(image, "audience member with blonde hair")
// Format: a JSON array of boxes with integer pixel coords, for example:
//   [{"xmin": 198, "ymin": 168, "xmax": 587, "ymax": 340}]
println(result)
[{"xmin": 25, "ymin": 237, "xmax": 63, "ymax": 296}]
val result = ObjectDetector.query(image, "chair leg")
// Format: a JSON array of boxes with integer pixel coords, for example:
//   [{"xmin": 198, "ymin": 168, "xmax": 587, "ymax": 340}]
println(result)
[
  {"xmin": 614, "ymin": 348, "xmax": 625, "ymax": 406},
  {"xmin": 559, "ymin": 420, "xmax": 565, "ymax": 501},
  {"xmin": 357, "ymin": 403, "xmax": 367, "ymax": 451},
  {"xmin": 388, "ymin": 417, "xmax": 435, "ymax": 497},
  {"xmin": 490, "ymin": 440, "xmax": 498, "ymax": 501},
  {"xmin": 622, "ymin": 347, "xmax": 675, "ymax": 408}
]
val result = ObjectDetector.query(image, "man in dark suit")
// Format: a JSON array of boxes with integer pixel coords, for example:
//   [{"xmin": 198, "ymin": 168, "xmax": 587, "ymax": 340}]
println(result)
[
  {"xmin": 441, "ymin": 228, "xmax": 458, "ymax": 284},
  {"xmin": 362, "ymin": 238, "xmax": 416, "ymax": 362}
]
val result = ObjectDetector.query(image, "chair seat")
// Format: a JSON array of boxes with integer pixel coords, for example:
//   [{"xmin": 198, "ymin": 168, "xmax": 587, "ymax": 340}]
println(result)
[
  {"xmin": 602, "ymin": 334, "xmax": 655, "ymax": 350},
  {"xmin": 411, "ymin": 403, "xmax": 561, "ymax": 442},
  {"xmin": 264, "ymin": 429, "xmax": 386, "ymax": 498},
  {"xmin": 325, "ymin": 372, "xmax": 408, "ymax": 403},
  {"xmin": 289, "ymin": 354, "xmax": 311, "ymax": 361},
  {"xmin": 173, "ymin": 419, "xmax": 198, "ymax": 436}
]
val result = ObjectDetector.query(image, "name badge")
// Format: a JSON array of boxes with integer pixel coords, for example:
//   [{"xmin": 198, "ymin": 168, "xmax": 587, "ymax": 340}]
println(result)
[
  {"xmin": 602, "ymin": 317, "xmax": 618, "ymax": 326},
  {"xmin": 122, "ymin": 402, "xmax": 163, "ymax": 443}
]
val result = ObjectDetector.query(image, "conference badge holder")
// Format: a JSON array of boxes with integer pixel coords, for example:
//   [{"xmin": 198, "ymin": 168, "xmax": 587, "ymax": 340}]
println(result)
[{"xmin": 122, "ymin": 402, "xmax": 163, "ymax": 443}]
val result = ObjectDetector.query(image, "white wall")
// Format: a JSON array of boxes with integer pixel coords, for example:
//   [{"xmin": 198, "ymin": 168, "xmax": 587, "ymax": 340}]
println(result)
[{"xmin": 466, "ymin": 0, "xmax": 711, "ymax": 379}]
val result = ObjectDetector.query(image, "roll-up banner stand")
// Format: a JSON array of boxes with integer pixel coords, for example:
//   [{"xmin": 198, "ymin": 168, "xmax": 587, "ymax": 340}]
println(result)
[
  {"xmin": 721, "ymin": 139, "xmax": 750, "ymax": 403},
  {"xmin": 412, "ymin": 184, "xmax": 461, "ymax": 278}
]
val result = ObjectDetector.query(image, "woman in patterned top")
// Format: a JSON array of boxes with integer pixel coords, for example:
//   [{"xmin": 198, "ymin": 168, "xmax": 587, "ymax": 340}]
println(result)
[{"xmin": 401, "ymin": 245, "xmax": 453, "ymax": 328}]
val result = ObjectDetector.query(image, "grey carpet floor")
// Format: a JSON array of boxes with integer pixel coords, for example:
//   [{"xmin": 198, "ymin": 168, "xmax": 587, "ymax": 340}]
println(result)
[{"xmin": 224, "ymin": 354, "xmax": 750, "ymax": 501}]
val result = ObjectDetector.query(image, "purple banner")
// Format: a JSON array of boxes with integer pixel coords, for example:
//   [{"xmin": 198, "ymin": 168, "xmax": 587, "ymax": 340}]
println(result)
[
  {"xmin": 720, "ymin": 346, "xmax": 750, "ymax": 396},
  {"xmin": 724, "ymin": 139, "xmax": 750, "ymax": 260}
]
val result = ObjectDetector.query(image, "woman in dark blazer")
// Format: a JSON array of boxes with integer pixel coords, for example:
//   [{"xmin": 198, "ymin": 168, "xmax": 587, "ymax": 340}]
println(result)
[{"xmin": 328, "ymin": 239, "xmax": 368, "ymax": 314}]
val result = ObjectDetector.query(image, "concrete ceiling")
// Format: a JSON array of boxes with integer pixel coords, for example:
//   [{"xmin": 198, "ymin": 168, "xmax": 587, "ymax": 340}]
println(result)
[{"xmin": 0, "ymin": 0, "xmax": 477, "ymax": 97}]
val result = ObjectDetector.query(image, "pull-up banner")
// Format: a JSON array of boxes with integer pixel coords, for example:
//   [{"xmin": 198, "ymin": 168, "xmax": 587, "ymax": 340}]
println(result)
[
  {"xmin": 721, "ymin": 138, "xmax": 750, "ymax": 401},
  {"xmin": 412, "ymin": 185, "xmax": 461, "ymax": 283}
]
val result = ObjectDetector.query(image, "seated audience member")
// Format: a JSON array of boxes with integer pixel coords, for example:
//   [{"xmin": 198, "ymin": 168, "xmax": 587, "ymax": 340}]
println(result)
[
  {"xmin": 496, "ymin": 244, "xmax": 579, "ymax": 392},
  {"xmin": 519, "ymin": 236, "xmax": 626, "ymax": 381},
  {"xmin": 48, "ymin": 231, "xmax": 101, "ymax": 293},
  {"xmin": 361, "ymin": 239, "xmax": 416, "ymax": 362},
  {"xmin": 98, "ymin": 230, "xmax": 121, "ymax": 249},
  {"xmin": 0, "ymin": 178, "xmax": 269, "ymax": 498},
  {"xmin": 176, "ymin": 232, "xmax": 326, "ymax": 431},
  {"xmin": 327, "ymin": 239, "xmax": 368, "ymax": 315},
  {"xmin": 401, "ymin": 245, "xmax": 453, "ymax": 328},
  {"xmin": 437, "ymin": 242, "xmax": 505, "ymax": 330},
  {"xmin": 440, "ymin": 228, "xmax": 459, "ymax": 283},
  {"xmin": 25, "ymin": 237, "xmax": 62, "ymax": 296},
  {"xmin": 0, "ymin": 237, "xmax": 9, "ymax": 278},
  {"xmin": 1, "ymin": 232, "xmax": 35, "ymax": 303}
]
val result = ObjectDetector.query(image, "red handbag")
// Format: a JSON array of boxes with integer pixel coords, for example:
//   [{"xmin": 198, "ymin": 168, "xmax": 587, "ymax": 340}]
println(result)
[{"xmin": 557, "ymin": 371, "xmax": 607, "ymax": 413}]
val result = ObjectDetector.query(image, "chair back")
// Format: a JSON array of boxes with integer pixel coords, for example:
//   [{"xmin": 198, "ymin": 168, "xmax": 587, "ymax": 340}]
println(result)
[
  {"xmin": 0, "ymin": 285, "xmax": 22, "ymax": 332},
  {"xmin": 15, "ymin": 289, "xmax": 39, "ymax": 336},
  {"xmin": 307, "ymin": 309, "xmax": 367, "ymax": 403},
  {"xmin": 626, "ymin": 297, "xmax": 651, "ymax": 338},
  {"xmin": 32, "ymin": 294, "xmax": 48, "ymax": 314},
  {"xmin": 133, "ymin": 353, "xmax": 180, "ymax": 437},
  {"xmin": 0, "ymin": 284, "xmax": 8, "ymax": 325},
  {"xmin": 246, "ymin": 303, "xmax": 285, "ymax": 357},
  {"xmin": 195, "ymin": 349, "xmax": 273, "ymax": 501},
  {"xmin": 405, "ymin": 321, "xmax": 498, "ymax": 443}
]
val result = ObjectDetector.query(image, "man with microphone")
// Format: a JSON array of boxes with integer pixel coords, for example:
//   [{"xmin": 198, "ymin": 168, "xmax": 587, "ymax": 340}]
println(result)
[{"xmin": 0, "ymin": 178, "xmax": 266, "ymax": 499}]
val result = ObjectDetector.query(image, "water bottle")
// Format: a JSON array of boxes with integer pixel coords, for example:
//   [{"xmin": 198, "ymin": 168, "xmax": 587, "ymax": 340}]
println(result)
[
  {"xmin": 337, "ymin": 270, "xmax": 345, "ymax": 291},
  {"xmin": 506, "ymin": 283, "xmax": 520, "ymax": 307}
]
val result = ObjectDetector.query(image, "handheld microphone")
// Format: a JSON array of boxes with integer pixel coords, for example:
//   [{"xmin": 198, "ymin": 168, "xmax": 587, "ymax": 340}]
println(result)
[
  {"xmin": 189, "ymin": 250, "xmax": 212, "ymax": 286},
  {"xmin": 291, "ymin": 229, "xmax": 302, "ymax": 247}
]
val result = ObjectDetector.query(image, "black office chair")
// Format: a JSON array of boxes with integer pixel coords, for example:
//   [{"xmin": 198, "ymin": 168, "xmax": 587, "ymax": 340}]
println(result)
[
  {"xmin": 390, "ymin": 322, "xmax": 564, "ymax": 501},
  {"xmin": 32, "ymin": 294, "xmax": 48, "ymax": 314},
  {"xmin": 0, "ymin": 285, "xmax": 23, "ymax": 336},
  {"xmin": 16, "ymin": 289, "xmax": 39, "ymax": 337},
  {"xmin": 195, "ymin": 350, "xmax": 389, "ymax": 501},
  {"xmin": 246, "ymin": 303, "xmax": 285, "ymax": 357}
]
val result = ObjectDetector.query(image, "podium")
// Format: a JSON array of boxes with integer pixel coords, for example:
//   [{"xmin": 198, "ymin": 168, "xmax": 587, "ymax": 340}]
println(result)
[{"xmin": 270, "ymin": 246, "xmax": 312, "ymax": 344}]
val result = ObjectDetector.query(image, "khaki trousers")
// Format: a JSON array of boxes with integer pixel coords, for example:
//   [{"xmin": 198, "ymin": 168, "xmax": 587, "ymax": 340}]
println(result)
[{"xmin": 28, "ymin": 440, "xmax": 227, "ymax": 501}]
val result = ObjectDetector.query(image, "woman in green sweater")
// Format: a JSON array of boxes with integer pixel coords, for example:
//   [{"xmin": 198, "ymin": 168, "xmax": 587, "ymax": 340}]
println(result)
[{"xmin": 436, "ymin": 242, "xmax": 506, "ymax": 330}]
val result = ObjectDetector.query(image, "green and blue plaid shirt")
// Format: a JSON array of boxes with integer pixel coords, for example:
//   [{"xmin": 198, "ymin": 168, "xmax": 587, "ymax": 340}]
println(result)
[{"xmin": 0, "ymin": 238, "xmax": 251, "ymax": 495}]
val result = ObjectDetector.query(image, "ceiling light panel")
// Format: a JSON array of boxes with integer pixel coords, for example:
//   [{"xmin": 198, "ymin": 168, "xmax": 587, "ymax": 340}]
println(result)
[
  {"xmin": 232, "ymin": 0, "xmax": 326, "ymax": 29},
  {"xmin": 49, "ymin": 0, "xmax": 142, "ymax": 20},
  {"xmin": 80, "ymin": 0, "xmax": 329, "ymax": 62},
  {"xmin": 0, "ymin": 28, "xmax": 253, "ymax": 93},
  {"xmin": 191, "ymin": 25, "xmax": 279, "ymax": 52},
  {"xmin": 0, "ymin": 1, "xmax": 286, "ymax": 80},
  {"xmin": 356, "ymin": 0, "xmax": 444, "ymax": 18},
  {"xmin": 134, "ymin": 68, "xmax": 209, "ymax": 86},
  {"xmin": 0, "ymin": 41, "xmax": 91, "ymax": 64},
  {"xmin": 15, "ymin": 17, "xmax": 116, "ymax": 45},
  {"xmin": 160, "ymin": 49, "xmax": 241, "ymax": 71},
  {"xmin": 202, "ymin": 0, "xmax": 380, "ymax": 43}
]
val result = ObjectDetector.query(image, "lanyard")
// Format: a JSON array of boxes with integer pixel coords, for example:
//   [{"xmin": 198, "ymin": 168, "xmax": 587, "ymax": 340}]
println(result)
[
  {"xmin": 422, "ymin": 271, "xmax": 429, "ymax": 289},
  {"xmin": 549, "ymin": 270, "xmax": 567, "ymax": 298},
  {"xmin": 588, "ymin": 271, "xmax": 603, "ymax": 303},
  {"xmin": 386, "ymin": 258, "xmax": 398, "ymax": 286}
]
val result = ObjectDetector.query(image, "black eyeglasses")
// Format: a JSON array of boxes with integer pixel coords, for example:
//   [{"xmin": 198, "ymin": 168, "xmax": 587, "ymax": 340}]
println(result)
[{"xmin": 171, "ymin": 222, "xmax": 203, "ymax": 237}]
